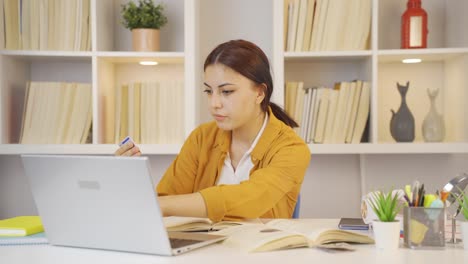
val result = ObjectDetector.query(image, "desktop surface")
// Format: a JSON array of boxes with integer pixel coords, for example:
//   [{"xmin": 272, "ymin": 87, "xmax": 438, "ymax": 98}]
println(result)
[{"xmin": 1, "ymin": 219, "xmax": 467, "ymax": 264}]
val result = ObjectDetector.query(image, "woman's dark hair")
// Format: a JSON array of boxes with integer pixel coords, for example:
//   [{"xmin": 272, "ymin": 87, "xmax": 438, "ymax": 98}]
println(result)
[{"xmin": 203, "ymin": 39, "xmax": 298, "ymax": 128}]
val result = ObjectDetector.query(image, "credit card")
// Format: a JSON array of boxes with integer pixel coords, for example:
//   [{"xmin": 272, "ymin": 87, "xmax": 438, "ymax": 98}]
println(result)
[{"xmin": 119, "ymin": 136, "xmax": 134, "ymax": 147}]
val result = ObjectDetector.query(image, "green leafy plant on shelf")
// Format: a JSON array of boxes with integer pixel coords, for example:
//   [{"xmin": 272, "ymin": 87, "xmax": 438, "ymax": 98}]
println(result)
[
  {"xmin": 121, "ymin": 0, "xmax": 168, "ymax": 30},
  {"xmin": 367, "ymin": 189, "xmax": 403, "ymax": 222},
  {"xmin": 452, "ymin": 187, "xmax": 468, "ymax": 220}
]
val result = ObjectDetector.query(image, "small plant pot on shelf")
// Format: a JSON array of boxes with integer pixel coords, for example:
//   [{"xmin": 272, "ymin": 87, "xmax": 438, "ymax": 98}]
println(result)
[
  {"xmin": 372, "ymin": 220, "xmax": 400, "ymax": 250},
  {"xmin": 132, "ymin": 28, "xmax": 160, "ymax": 52},
  {"xmin": 462, "ymin": 221, "xmax": 468, "ymax": 250}
]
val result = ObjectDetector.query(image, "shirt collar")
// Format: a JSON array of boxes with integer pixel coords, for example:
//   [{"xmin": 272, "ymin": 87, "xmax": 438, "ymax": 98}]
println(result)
[{"xmin": 215, "ymin": 107, "xmax": 284, "ymax": 161}]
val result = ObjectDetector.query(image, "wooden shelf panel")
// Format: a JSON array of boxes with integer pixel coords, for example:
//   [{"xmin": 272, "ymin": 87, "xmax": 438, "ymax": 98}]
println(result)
[
  {"xmin": 309, "ymin": 143, "xmax": 468, "ymax": 154},
  {"xmin": 0, "ymin": 144, "xmax": 182, "ymax": 155},
  {"xmin": 378, "ymin": 48, "xmax": 468, "ymax": 63},
  {"xmin": 1, "ymin": 143, "xmax": 467, "ymax": 155}
]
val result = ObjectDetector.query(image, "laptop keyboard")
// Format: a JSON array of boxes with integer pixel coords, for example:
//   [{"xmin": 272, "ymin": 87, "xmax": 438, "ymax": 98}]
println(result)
[{"xmin": 169, "ymin": 238, "xmax": 201, "ymax": 249}]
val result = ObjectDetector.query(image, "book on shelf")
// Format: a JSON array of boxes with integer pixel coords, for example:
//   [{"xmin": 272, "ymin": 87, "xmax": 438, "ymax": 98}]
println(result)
[
  {"xmin": 309, "ymin": 0, "xmax": 329, "ymax": 51},
  {"xmin": 329, "ymin": 82, "xmax": 349, "ymax": 143},
  {"xmin": 286, "ymin": 79, "xmax": 368, "ymax": 144},
  {"xmin": 115, "ymin": 81, "xmax": 184, "ymax": 144},
  {"xmin": 284, "ymin": 81, "xmax": 299, "ymax": 117},
  {"xmin": 300, "ymin": 87, "xmax": 313, "ymax": 140},
  {"xmin": 302, "ymin": 0, "xmax": 316, "ymax": 52},
  {"xmin": 3, "ymin": 0, "xmax": 90, "ymax": 51},
  {"xmin": 0, "ymin": 216, "xmax": 44, "ymax": 237},
  {"xmin": 295, "ymin": 0, "xmax": 308, "ymax": 52},
  {"xmin": 313, "ymin": 87, "xmax": 330, "ymax": 143},
  {"xmin": 345, "ymin": 80, "xmax": 363, "ymax": 143},
  {"xmin": 4, "ymin": 0, "xmax": 20, "ymax": 50},
  {"xmin": 351, "ymin": 81, "xmax": 370, "ymax": 144},
  {"xmin": 215, "ymin": 219, "xmax": 374, "ymax": 252},
  {"xmin": 293, "ymin": 82, "xmax": 305, "ymax": 134},
  {"xmin": 322, "ymin": 89, "xmax": 338, "ymax": 143},
  {"xmin": 283, "ymin": 0, "xmax": 291, "ymax": 49},
  {"xmin": 19, "ymin": 81, "xmax": 92, "ymax": 144},
  {"xmin": 284, "ymin": 0, "xmax": 371, "ymax": 51},
  {"xmin": 0, "ymin": 0, "xmax": 4, "ymax": 49},
  {"xmin": 309, "ymin": 87, "xmax": 325, "ymax": 143},
  {"xmin": 287, "ymin": 0, "xmax": 300, "ymax": 52},
  {"xmin": 340, "ymin": 81, "xmax": 358, "ymax": 143}
]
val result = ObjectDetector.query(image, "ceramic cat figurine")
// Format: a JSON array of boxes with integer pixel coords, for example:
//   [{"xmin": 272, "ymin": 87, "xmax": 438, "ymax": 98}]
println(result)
[{"xmin": 390, "ymin": 81, "xmax": 415, "ymax": 142}]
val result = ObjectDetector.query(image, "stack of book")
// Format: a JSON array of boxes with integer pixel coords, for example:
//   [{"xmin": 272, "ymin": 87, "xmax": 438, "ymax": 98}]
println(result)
[
  {"xmin": 0, "ymin": 0, "xmax": 91, "ymax": 51},
  {"xmin": 0, "ymin": 216, "xmax": 48, "ymax": 246},
  {"xmin": 284, "ymin": 0, "xmax": 372, "ymax": 51},
  {"xmin": 285, "ymin": 80, "xmax": 370, "ymax": 144},
  {"xmin": 114, "ymin": 81, "xmax": 185, "ymax": 145},
  {"xmin": 20, "ymin": 81, "xmax": 92, "ymax": 144}
]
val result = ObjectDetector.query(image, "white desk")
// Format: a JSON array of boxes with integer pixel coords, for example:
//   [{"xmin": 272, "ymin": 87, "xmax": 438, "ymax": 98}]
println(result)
[{"xmin": 1, "ymin": 219, "xmax": 467, "ymax": 264}]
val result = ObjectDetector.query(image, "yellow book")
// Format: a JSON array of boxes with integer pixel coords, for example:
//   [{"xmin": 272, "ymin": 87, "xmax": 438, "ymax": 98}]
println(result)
[{"xmin": 0, "ymin": 216, "xmax": 44, "ymax": 237}]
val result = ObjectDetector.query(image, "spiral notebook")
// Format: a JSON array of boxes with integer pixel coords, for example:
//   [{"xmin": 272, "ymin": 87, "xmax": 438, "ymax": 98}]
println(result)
[{"xmin": 0, "ymin": 232, "xmax": 48, "ymax": 246}]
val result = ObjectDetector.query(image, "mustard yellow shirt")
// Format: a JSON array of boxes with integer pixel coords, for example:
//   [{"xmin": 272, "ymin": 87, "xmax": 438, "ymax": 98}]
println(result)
[{"xmin": 157, "ymin": 108, "xmax": 311, "ymax": 222}]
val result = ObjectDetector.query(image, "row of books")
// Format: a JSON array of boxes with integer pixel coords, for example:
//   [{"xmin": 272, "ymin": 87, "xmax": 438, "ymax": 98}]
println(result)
[
  {"xmin": 0, "ymin": 0, "xmax": 91, "ymax": 50},
  {"xmin": 115, "ymin": 81, "xmax": 185, "ymax": 145},
  {"xmin": 285, "ymin": 80, "xmax": 370, "ymax": 144},
  {"xmin": 284, "ymin": 0, "xmax": 371, "ymax": 52},
  {"xmin": 20, "ymin": 81, "xmax": 92, "ymax": 144}
]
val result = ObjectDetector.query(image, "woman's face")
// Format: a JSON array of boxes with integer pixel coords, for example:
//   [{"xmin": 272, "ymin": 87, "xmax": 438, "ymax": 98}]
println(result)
[{"xmin": 203, "ymin": 64, "xmax": 265, "ymax": 131}]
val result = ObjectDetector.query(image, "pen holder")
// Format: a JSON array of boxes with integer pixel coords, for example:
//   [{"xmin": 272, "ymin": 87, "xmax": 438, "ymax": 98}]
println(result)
[{"xmin": 403, "ymin": 207, "xmax": 445, "ymax": 249}]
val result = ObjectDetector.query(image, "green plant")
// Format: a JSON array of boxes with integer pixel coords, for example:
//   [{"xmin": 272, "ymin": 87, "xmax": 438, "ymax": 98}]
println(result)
[
  {"xmin": 367, "ymin": 189, "xmax": 403, "ymax": 222},
  {"xmin": 121, "ymin": 0, "xmax": 168, "ymax": 30},
  {"xmin": 452, "ymin": 187, "xmax": 468, "ymax": 220}
]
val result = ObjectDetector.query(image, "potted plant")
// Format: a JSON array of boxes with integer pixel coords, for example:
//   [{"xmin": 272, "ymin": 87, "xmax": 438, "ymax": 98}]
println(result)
[
  {"xmin": 367, "ymin": 189, "xmax": 403, "ymax": 250},
  {"xmin": 452, "ymin": 188, "xmax": 468, "ymax": 249},
  {"xmin": 121, "ymin": 0, "xmax": 168, "ymax": 51}
]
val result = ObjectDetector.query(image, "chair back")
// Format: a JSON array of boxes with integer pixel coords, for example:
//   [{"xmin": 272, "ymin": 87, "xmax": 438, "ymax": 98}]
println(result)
[{"xmin": 292, "ymin": 193, "xmax": 301, "ymax": 218}]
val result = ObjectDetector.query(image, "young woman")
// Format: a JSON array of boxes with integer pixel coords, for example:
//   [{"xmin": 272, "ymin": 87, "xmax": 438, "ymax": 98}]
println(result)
[{"xmin": 115, "ymin": 40, "xmax": 310, "ymax": 222}]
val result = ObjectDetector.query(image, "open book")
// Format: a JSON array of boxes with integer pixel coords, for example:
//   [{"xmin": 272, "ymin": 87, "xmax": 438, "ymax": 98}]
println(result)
[
  {"xmin": 163, "ymin": 216, "xmax": 257, "ymax": 232},
  {"xmin": 214, "ymin": 219, "xmax": 374, "ymax": 252}
]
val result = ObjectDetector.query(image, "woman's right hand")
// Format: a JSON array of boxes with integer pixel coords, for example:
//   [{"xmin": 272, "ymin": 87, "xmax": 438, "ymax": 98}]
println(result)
[{"xmin": 114, "ymin": 141, "xmax": 141, "ymax": 156}]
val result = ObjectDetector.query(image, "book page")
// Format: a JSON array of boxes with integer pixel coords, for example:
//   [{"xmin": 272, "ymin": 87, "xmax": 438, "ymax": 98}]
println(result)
[
  {"xmin": 264, "ymin": 219, "xmax": 373, "ymax": 246},
  {"xmin": 265, "ymin": 219, "xmax": 331, "ymax": 240},
  {"xmin": 163, "ymin": 216, "xmax": 213, "ymax": 231},
  {"xmin": 215, "ymin": 224, "xmax": 309, "ymax": 252}
]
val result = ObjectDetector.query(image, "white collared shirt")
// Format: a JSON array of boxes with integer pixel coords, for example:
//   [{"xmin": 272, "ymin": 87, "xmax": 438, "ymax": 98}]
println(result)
[{"xmin": 217, "ymin": 114, "xmax": 269, "ymax": 185}]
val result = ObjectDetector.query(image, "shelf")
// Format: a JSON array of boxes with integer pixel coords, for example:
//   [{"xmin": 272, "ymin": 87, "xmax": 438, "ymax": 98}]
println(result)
[
  {"xmin": 285, "ymin": 51, "xmax": 372, "ymax": 62},
  {"xmin": 0, "ymin": 50, "xmax": 92, "ymax": 62},
  {"xmin": 1, "ymin": 143, "xmax": 466, "ymax": 155},
  {"xmin": 308, "ymin": 143, "xmax": 468, "ymax": 154},
  {"xmin": 0, "ymin": 144, "xmax": 182, "ymax": 155},
  {"xmin": 378, "ymin": 48, "xmax": 468, "ymax": 63},
  {"xmin": 97, "ymin": 52, "xmax": 185, "ymax": 64}
]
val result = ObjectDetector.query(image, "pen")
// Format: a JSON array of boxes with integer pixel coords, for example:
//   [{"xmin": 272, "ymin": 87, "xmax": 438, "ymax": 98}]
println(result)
[
  {"xmin": 417, "ymin": 184, "xmax": 425, "ymax": 207},
  {"xmin": 403, "ymin": 194, "xmax": 412, "ymax": 206}
]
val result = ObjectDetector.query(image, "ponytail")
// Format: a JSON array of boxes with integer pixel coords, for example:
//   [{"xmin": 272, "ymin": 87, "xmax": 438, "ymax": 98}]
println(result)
[{"xmin": 269, "ymin": 102, "xmax": 298, "ymax": 128}]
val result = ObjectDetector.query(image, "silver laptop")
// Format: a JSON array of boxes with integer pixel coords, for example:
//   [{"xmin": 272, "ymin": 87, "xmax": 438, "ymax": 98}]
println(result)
[{"xmin": 21, "ymin": 154, "xmax": 225, "ymax": 256}]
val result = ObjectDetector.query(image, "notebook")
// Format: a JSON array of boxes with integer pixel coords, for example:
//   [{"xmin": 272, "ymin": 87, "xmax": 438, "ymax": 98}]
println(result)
[
  {"xmin": 21, "ymin": 155, "xmax": 226, "ymax": 256},
  {"xmin": 0, "ymin": 232, "xmax": 48, "ymax": 246},
  {"xmin": 0, "ymin": 216, "xmax": 44, "ymax": 236}
]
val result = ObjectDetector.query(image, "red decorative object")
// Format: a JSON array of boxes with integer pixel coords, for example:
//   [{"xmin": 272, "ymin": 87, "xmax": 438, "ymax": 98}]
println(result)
[{"xmin": 401, "ymin": 0, "xmax": 428, "ymax": 49}]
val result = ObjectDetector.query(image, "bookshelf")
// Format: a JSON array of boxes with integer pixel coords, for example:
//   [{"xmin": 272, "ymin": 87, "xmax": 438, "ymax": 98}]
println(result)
[
  {"xmin": 0, "ymin": 0, "xmax": 468, "ymax": 219},
  {"xmin": 276, "ymin": 0, "xmax": 468, "ymax": 153},
  {"xmin": 0, "ymin": 0, "xmax": 195, "ymax": 148}
]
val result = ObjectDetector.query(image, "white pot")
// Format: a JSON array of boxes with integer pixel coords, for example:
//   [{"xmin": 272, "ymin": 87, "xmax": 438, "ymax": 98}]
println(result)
[
  {"xmin": 372, "ymin": 220, "xmax": 400, "ymax": 250},
  {"xmin": 462, "ymin": 221, "xmax": 468, "ymax": 250}
]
